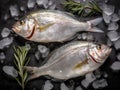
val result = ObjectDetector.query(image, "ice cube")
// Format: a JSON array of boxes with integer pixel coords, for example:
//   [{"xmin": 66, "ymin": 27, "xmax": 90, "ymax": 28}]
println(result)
[
  {"xmin": 107, "ymin": 31, "xmax": 120, "ymax": 41},
  {"xmin": 60, "ymin": 83, "xmax": 69, "ymax": 90},
  {"xmin": 43, "ymin": 80, "xmax": 53, "ymax": 90},
  {"xmin": 103, "ymin": 72, "xmax": 108, "ymax": 78},
  {"xmin": 49, "ymin": 4, "xmax": 56, "ymax": 10},
  {"xmin": 111, "ymin": 13, "xmax": 120, "ymax": 22},
  {"xmin": 3, "ymin": 66, "xmax": 18, "ymax": 78},
  {"xmin": 0, "ymin": 52, "xmax": 6, "ymax": 64},
  {"xmin": 25, "ymin": 44, "xmax": 31, "ymax": 50},
  {"xmin": 110, "ymin": 61, "xmax": 120, "ymax": 70},
  {"xmin": 0, "ymin": 52, "xmax": 6, "ymax": 60},
  {"xmin": 4, "ymin": 13, "xmax": 10, "ymax": 20},
  {"xmin": 85, "ymin": 73, "xmax": 96, "ymax": 83},
  {"xmin": 1, "ymin": 27, "xmax": 11, "ymax": 38},
  {"xmin": 27, "ymin": 0, "xmax": 36, "ymax": 9},
  {"xmin": 48, "ymin": 0, "xmax": 53, "ymax": 6},
  {"xmin": 0, "ymin": 37, "xmax": 13, "ymax": 49},
  {"xmin": 35, "ymin": 51, "xmax": 41, "ymax": 60},
  {"xmin": 87, "ymin": 33, "xmax": 94, "ymax": 41},
  {"xmin": 113, "ymin": 39, "xmax": 120, "ymax": 50},
  {"xmin": 81, "ymin": 79, "xmax": 89, "ymax": 88},
  {"xmin": 107, "ymin": 22, "xmax": 119, "ymax": 31},
  {"xmin": 75, "ymin": 86, "xmax": 83, "ymax": 90},
  {"xmin": 92, "ymin": 79, "xmax": 108, "ymax": 89},
  {"xmin": 102, "ymin": 4, "xmax": 115, "ymax": 16},
  {"xmin": 94, "ymin": 69, "xmax": 102, "ymax": 78},
  {"xmin": 103, "ymin": 12, "xmax": 111, "ymax": 24},
  {"xmin": 36, "ymin": 0, "xmax": 48, "ymax": 6},
  {"xmin": 81, "ymin": 73, "xmax": 96, "ymax": 88},
  {"xmin": 82, "ymin": 33, "xmax": 87, "ymax": 40},
  {"xmin": 38, "ymin": 45, "xmax": 48, "ymax": 54},
  {"xmin": 117, "ymin": 53, "xmax": 120, "ymax": 60},
  {"xmin": 42, "ymin": 50, "xmax": 49, "ymax": 58},
  {"xmin": 9, "ymin": 5, "xmax": 19, "ymax": 17},
  {"xmin": 77, "ymin": 34, "xmax": 82, "ymax": 40},
  {"xmin": 20, "ymin": 6, "xmax": 26, "ymax": 11},
  {"xmin": 107, "ymin": 39, "xmax": 112, "ymax": 47}
]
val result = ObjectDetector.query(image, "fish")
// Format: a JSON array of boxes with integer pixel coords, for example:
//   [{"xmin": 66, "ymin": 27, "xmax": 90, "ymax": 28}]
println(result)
[
  {"xmin": 12, "ymin": 10, "xmax": 103, "ymax": 43},
  {"xmin": 25, "ymin": 41, "xmax": 111, "ymax": 81}
]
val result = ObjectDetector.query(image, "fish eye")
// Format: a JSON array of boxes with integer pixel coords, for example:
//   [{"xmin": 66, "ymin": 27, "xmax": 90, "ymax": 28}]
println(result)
[
  {"xmin": 20, "ymin": 20, "xmax": 25, "ymax": 25},
  {"xmin": 97, "ymin": 45, "xmax": 101, "ymax": 50}
]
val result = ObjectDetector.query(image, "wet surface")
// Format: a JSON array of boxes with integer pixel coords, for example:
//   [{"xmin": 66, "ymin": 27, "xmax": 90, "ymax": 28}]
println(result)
[{"xmin": 0, "ymin": 0, "xmax": 120, "ymax": 90}]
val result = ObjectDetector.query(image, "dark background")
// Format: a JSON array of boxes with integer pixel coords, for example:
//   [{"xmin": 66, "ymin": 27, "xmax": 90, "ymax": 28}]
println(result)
[{"xmin": 0, "ymin": 0, "xmax": 120, "ymax": 90}]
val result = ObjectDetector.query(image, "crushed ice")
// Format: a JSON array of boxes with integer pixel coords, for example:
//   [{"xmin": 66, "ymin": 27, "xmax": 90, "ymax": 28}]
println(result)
[
  {"xmin": 1, "ymin": 27, "xmax": 11, "ymax": 38},
  {"xmin": 43, "ymin": 80, "xmax": 53, "ymax": 90},
  {"xmin": 3, "ymin": 66, "xmax": 18, "ymax": 78},
  {"xmin": 0, "ymin": 37, "xmax": 13, "ymax": 49},
  {"xmin": 110, "ymin": 61, "xmax": 120, "ymax": 70},
  {"xmin": 92, "ymin": 79, "xmax": 108, "ymax": 89},
  {"xmin": 9, "ymin": 5, "xmax": 19, "ymax": 17},
  {"xmin": 60, "ymin": 83, "xmax": 69, "ymax": 90}
]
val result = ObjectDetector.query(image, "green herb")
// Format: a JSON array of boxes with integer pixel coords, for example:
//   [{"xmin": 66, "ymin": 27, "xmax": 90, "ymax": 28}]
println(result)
[
  {"xmin": 14, "ymin": 46, "xmax": 30, "ymax": 90},
  {"xmin": 63, "ymin": 0, "xmax": 102, "ymax": 17}
]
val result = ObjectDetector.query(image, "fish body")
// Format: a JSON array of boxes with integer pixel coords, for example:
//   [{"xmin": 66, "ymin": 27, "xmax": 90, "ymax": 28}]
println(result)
[
  {"xmin": 26, "ymin": 41, "xmax": 111, "ymax": 80},
  {"xmin": 12, "ymin": 10, "xmax": 103, "ymax": 42}
]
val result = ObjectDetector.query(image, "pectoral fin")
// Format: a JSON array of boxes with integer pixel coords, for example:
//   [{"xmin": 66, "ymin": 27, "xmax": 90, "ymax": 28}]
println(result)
[
  {"xmin": 74, "ymin": 59, "xmax": 88, "ymax": 69},
  {"xmin": 38, "ymin": 23, "xmax": 54, "ymax": 32}
]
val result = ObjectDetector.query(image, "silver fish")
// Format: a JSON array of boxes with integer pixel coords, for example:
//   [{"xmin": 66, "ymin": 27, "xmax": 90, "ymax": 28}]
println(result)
[
  {"xmin": 25, "ymin": 41, "xmax": 111, "ymax": 80},
  {"xmin": 12, "ymin": 10, "xmax": 103, "ymax": 42}
]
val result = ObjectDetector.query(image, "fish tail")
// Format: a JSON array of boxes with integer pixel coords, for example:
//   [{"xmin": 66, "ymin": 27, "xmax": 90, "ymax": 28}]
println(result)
[
  {"xmin": 24, "ymin": 66, "xmax": 46, "ymax": 81},
  {"xmin": 87, "ymin": 17, "xmax": 104, "ymax": 33}
]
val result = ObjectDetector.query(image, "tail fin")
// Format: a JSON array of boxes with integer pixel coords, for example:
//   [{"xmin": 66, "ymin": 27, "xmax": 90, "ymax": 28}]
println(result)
[
  {"xmin": 24, "ymin": 66, "xmax": 46, "ymax": 81},
  {"xmin": 87, "ymin": 17, "xmax": 104, "ymax": 33}
]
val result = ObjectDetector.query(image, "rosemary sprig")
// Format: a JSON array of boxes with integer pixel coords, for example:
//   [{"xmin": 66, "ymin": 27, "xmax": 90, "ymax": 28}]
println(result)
[
  {"xmin": 14, "ymin": 46, "xmax": 30, "ymax": 90},
  {"xmin": 63, "ymin": 0, "xmax": 102, "ymax": 17}
]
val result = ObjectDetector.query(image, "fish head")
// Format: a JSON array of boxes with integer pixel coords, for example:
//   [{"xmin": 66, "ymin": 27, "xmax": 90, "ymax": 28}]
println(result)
[
  {"xmin": 12, "ymin": 16, "xmax": 37, "ymax": 38},
  {"xmin": 89, "ymin": 43, "xmax": 112, "ymax": 64}
]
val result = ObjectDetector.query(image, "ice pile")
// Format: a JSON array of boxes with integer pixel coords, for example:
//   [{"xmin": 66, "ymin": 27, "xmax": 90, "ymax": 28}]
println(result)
[
  {"xmin": 3, "ymin": 66, "xmax": 18, "ymax": 78},
  {"xmin": 0, "ymin": 37, "xmax": 13, "ymax": 49},
  {"xmin": 43, "ymin": 80, "xmax": 53, "ymax": 90},
  {"xmin": 60, "ymin": 83, "xmax": 69, "ymax": 90},
  {"xmin": 110, "ymin": 61, "xmax": 120, "ymax": 71},
  {"xmin": 92, "ymin": 79, "xmax": 108, "ymax": 89},
  {"xmin": 9, "ymin": 5, "xmax": 19, "ymax": 17},
  {"xmin": 1, "ymin": 28, "xmax": 11, "ymax": 38},
  {"xmin": 81, "ymin": 73, "xmax": 96, "ymax": 88}
]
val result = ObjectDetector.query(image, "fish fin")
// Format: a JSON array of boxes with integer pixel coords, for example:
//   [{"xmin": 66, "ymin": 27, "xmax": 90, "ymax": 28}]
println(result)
[
  {"xmin": 38, "ymin": 23, "xmax": 54, "ymax": 32},
  {"xmin": 74, "ymin": 59, "xmax": 88, "ymax": 69},
  {"xmin": 86, "ymin": 17, "xmax": 104, "ymax": 33},
  {"xmin": 87, "ymin": 17, "xmax": 103, "ymax": 26},
  {"xmin": 24, "ymin": 66, "xmax": 42, "ymax": 81},
  {"xmin": 87, "ymin": 27, "xmax": 104, "ymax": 33}
]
